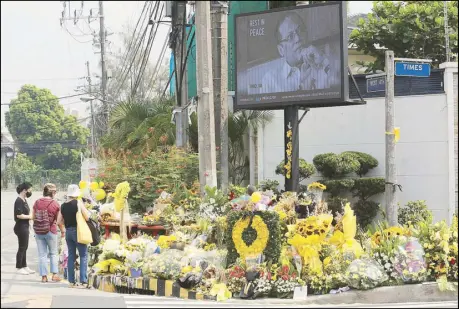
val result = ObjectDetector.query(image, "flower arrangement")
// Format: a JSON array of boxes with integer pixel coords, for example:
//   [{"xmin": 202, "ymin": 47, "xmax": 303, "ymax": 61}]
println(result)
[
  {"xmin": 448, "ymin": 215, "xmax": 458, "ymax": 281},
  {"xmin": 232, "ymin": 215, "xmax": 269, "ymax": 261},
  {"xmin": 308, "ymin": 182, "xmax": 327, "ymax": 191},
  {"xmin": 411, "ymin": 219, "xmax": 450, "ymax": 281},
  {"xmin": 272, "ymin": 264, "xmax": 302, "ymax": 298},
  {"xmin": 285, "ymin": 129, "xmax": 293, "ymax": 179},
  {"xmin": 226, "ymin": 265, "xmax": 247, "ymax": 293},
  {"xmin": 226, "ymin": 211, "xmax": 281, "ymax": 266},
  {"xmin": 346, "ymin": 258, "xmax": 388, "ymax": 290}
]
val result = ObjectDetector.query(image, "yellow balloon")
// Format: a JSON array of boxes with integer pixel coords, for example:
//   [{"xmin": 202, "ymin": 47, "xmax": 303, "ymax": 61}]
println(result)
[
  {"xmin": 94, "ymin": 189, "xmax": 106, "ymax": 201},
  {"xmin": 99, "ymin": 181, "xmax": 105, "ymax": 188},
  {"xmin": 79, "ymin": 180, "xmax": 88, "ymax": 189},
  {"xmin": 90, "ymin": 181, "xmax": 99, "ymax": 191},
  {"xmin": 251, "ymin": 192, "xmax": 262, "ymax": 203}
]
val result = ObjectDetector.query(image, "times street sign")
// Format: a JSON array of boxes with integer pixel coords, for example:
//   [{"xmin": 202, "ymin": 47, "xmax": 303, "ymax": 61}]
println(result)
[
  {"xmin": 366, "ymin": 76, "xmax": 386, "ymax": 93},
  {"xmin": 395, "ymin": 62, "xmax": 431, "ymax": 77}
]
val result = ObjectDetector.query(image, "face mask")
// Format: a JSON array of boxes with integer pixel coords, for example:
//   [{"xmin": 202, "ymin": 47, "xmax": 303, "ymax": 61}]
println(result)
[{"xmin": 26, "ymin": 192, "xmax": 32, "ymax": 198}]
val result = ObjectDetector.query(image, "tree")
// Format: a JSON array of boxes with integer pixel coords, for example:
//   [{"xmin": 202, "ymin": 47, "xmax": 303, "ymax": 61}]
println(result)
[
  {"xmin": 4, "ymin": 152, "xmax": 40, "ymax": 185},
  {"xmin": 5, "ymin": 85, "xmax": 90, "ymax": 169},
  {"xmin": 101, "ymin": 97, "xmax": 176, "ymax": 152},
  {"xmin": 350, "ymin": 1, "xmax": 458, "ymax": 72}
]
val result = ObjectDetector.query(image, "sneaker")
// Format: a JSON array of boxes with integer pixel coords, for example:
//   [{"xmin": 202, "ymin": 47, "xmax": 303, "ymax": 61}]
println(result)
[
  {"xmin": 69, "ymin": 283, "xmax": 79, "ymax": 288},
  {"xmin": 24, "ymin": 267, "xmax": 36, "ymax": 274},
  {"xmin": 17, "ymin": 268, "xmax": 30, "ymax": 275}
]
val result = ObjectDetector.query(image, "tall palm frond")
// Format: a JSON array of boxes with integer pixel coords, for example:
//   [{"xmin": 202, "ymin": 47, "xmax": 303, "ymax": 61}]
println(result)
[{"xmin": 102, "ymin": 97, "xmax": 176, "ymax": 152}]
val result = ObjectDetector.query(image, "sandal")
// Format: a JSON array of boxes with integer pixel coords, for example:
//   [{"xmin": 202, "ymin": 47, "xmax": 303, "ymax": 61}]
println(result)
[
  {"xmin": 41, "ymin": 276, "xmax": 48, "ymax": 283},
  {"xmin": 51, "ymin": 274, "xmax": 62, "ymax": 282}
]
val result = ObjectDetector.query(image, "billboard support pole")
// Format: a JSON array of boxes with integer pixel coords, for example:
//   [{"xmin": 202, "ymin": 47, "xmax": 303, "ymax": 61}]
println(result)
[
  {"xmin": 384, "ymin": 50, "xmax": 398, "ymax": 226},
  {"xmin": 284, "ymin": 106, "xmax": 299, "ymax": 192}
]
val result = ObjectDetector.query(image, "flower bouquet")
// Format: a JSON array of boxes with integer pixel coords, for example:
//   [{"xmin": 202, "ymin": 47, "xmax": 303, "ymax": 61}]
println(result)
[
  {"xmin": 273, "ymin": 264, "xmax": 300, "ymax": 299},
  {"xmin": 307, "ymin": 182, "xmax": 326, "ymax": 204},
  {"xmin": 226, "ymin": 265, "xmax": 247, "ymax": 294},
  {"xmin": 392, "ymin": 237, "xmax": 427, "ymax": 283},
  {"xmin": 346, "ymin": 259, "xmax": 388, "ymax": 290}
]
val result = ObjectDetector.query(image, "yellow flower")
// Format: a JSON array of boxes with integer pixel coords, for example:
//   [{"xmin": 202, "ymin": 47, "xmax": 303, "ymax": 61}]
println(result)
[
  {"xmin": 286, "ymin": 130, "xmax": 292, "ymax": 138},
  {"xmin": 323, "ymin": 257, "xmax": 332, "ymax": 267},
  {"xmin": 232, "ymin": 215, "xmax": 269, "ymax": 261},
  {"xmin": 307, "ymin": 182, "xmax": 327, "ymax": 191}
]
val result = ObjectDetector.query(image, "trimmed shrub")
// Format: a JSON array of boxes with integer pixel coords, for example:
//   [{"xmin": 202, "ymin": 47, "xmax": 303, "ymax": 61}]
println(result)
[
  {"xmin": 327, "ymin": 196, "xmax": 349, "ymax": 217},
  {"xmin": 321, "ymin": 179, "xmax": 355, "ymax": 197},
  {"xmin": 353, "ymin": 200, "xmax": 380, "ymax": 228},
  {"xmin": 313, "ymin": 153, "xmax": 360, "ymax": 178},
  {"xmin": 275, "ymin": 158, "xmax": 315, "ymax": 182},
  {"xmin": 343, "ymin": 151, "xmax": 378, "ymax": 177},
  {"xmin": 398, "ymin": 200, "xmax": 433, "ymax": 226},
  {"xmin": 351, "ymin": 178, "xmax": 385, "ymax": 201}
]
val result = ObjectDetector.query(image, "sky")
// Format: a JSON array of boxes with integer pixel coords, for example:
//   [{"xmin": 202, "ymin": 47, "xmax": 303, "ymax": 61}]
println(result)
[{"xmin": 1, "ymin": 1, "xmax": 373, "ymax": 131}]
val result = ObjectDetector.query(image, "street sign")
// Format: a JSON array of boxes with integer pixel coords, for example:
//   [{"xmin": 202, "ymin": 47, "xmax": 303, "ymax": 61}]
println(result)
[
  {"xmin": 395, "ymin": 62, "xmax": 431, "ymax": 77},
  {"xmin": 367, "ymin": 76, "xmax": 386, "ymax": 93}
]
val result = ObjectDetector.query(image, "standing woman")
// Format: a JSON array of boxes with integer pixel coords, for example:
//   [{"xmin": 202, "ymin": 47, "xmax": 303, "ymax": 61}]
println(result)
[
  {"xmin": 33, "ymin": 183, "xmax": 64, "ymax": 283},
  {"xmin": 13, "ymin": 182, "xmax": 35, "ymax": 275},
  {"xmin": 57, "ymin": 184, "xmax": 91, "ymax": 288}
]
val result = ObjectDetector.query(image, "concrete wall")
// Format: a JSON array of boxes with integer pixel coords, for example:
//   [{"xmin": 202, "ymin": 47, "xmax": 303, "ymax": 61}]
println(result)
[
  {"xmin": 454, "ymin": 72, "xmax": 458, "ymax": 214},
  {"xmin": 257, "ymin": 93, "xmax": 451, "ymax": 222}
]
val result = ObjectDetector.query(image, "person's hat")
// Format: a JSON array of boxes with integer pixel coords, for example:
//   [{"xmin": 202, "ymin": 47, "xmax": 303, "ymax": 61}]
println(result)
[{"xmin": 67, "ymin": 184, "xmax": 81, "ymax": 198}]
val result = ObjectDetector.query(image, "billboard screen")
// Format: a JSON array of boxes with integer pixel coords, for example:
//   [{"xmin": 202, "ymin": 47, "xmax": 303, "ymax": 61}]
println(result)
[{"xmin": 235, "ymin": 2, "xmax": 349, "ymax": 109}]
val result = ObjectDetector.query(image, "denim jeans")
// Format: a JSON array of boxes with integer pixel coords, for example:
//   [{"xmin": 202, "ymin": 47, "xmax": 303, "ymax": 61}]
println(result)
[
  {"xmin": 65, "ymin": 227, "xmax": 88, "ymax": 284},
  {"xmin": 35, "ymin": 232, "xmax": 58, "ymax": 276}
]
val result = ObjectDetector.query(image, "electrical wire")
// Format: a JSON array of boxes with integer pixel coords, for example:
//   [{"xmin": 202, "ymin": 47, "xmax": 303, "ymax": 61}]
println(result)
[
  {"xmin": 112, "ymin": 2, "xmax": 158, "ymax": 100},
  {"xmin": 107, "ymin": 1, "xmax": 151, "ymax": 91},
  {"xmin": 1, "ymin": 93, "xmax": 93, "ymax": 106},
  {"xmin": 131, "ymin": 2, "xmax": 163, "ymax": 97}
]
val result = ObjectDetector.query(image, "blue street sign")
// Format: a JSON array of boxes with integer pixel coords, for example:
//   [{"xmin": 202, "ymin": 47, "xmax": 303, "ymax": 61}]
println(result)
[
  {"xmin": 395, "ymin": 62, "xmax": 431, "ymax": 77},
  {"xmin": 366, "ymin": 76, "xmax": 386, "ymax": 93}
]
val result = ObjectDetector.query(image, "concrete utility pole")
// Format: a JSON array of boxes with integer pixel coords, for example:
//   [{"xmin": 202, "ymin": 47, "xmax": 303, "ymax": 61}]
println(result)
[
  {"xmin": 211, "ymin": 1, "xmax": 229, "ymax": 192},
  {"xmin": 99, "ymin": 1, "xmax": 108, "ymax": 132},
  {"xmin": 172, "ymin": 1, "xmax": 189, "ymax": 148},
  {"xmin": 384, "ymin": 50, "xmax": 397, "ymax": 226},
  {"xmin": 196, "ymin": 1, "xmax": 218, "ymax": 192},
  {"xmin": 86, "ymin": 61, "xmax": 96, "ymax": 158}
]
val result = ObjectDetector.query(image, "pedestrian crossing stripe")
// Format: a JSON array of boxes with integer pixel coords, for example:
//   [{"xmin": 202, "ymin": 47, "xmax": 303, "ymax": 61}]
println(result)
[{"xmin": 88, "ymin": 274, "xmax": 215, "ymax": 301}]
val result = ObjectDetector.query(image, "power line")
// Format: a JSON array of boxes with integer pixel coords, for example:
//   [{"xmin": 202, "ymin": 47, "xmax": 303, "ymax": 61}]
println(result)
[
  {"xmin": 112, "ymin": 2, "xmax": 158, "ymax": 100},
  {"xmin": 114, "ymin": 2, "xmax": 157, "ymax": 94},
  {"xmin": 132, "ymin": 2, "xmax": 163, "ymax": 97},
  {"xmin": 1, "ymin": 93, "xmax": 92, "ymax": 106},
  {"xmin": 1, "ymin": 77, "xmax": 84, "ymax": 82},
  {"xmin": 107, "ymin": 1, "xmax": 151, "ymax": 91}
]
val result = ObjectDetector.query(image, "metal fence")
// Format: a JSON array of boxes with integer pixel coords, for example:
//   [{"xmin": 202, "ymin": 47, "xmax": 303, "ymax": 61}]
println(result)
[{"xmin": 1, "ymin": 170, "xmax": 80, "ymax": 191}]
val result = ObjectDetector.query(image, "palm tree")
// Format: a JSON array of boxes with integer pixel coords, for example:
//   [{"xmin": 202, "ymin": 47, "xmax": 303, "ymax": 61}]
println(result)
[
  {"xmin": 227, "ymin": 110, "xmax": 273, "ymax": 185},
  {"xmin": 101, "ymin": 97, "xmax": 176, "ymax": 152}
]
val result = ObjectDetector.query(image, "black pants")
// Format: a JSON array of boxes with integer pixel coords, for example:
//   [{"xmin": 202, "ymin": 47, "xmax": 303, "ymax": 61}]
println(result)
[{"xmin": 14, "ymin": 224, "xmax": 29, "ymax": 269}]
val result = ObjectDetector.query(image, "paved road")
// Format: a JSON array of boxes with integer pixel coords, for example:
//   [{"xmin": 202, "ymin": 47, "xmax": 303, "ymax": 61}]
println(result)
[{"xmin": 1, "ymin": 190, "xmax": 458, "ymax": 309}]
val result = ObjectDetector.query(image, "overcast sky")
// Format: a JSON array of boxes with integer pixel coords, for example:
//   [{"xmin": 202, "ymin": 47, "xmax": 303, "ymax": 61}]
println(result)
[{"xmin": 1, "ymin": 1, "xmax": 373, "ymax": 130}]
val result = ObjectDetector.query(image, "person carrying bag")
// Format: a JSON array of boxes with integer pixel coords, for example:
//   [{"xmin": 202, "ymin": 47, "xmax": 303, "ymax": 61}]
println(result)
[{"xmin": 57, "ymin": 184, "xmax": 92, "ymax": 289}]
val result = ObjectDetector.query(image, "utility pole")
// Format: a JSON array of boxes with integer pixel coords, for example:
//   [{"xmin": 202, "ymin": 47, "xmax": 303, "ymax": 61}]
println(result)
[
  {"xmin": 99, "ymin": 1, "xmax": 108, "ymax": 133},
  {"xmin": 86, "ymin": 61, "xmax": 96, "ymax": 158},
  {"xmin": 172, "ymin": 1, "xmax": 189, "ymax": 149},
  {"xmin": 384, "ymin": 50, "xmax": 397, "ymax": 226},
  {"xmin": 196, "ymin": 1, "xmax": 218, "ymax": 192},
  {"xmin": 211, "ymin": 1, "xmax": 229, "ymax": 192}
]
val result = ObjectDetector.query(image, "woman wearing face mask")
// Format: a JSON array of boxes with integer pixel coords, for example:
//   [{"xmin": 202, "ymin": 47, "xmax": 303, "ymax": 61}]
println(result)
[{"xmin": 14, "ymin": 182, "xmax": 35, "ymax": 275}]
